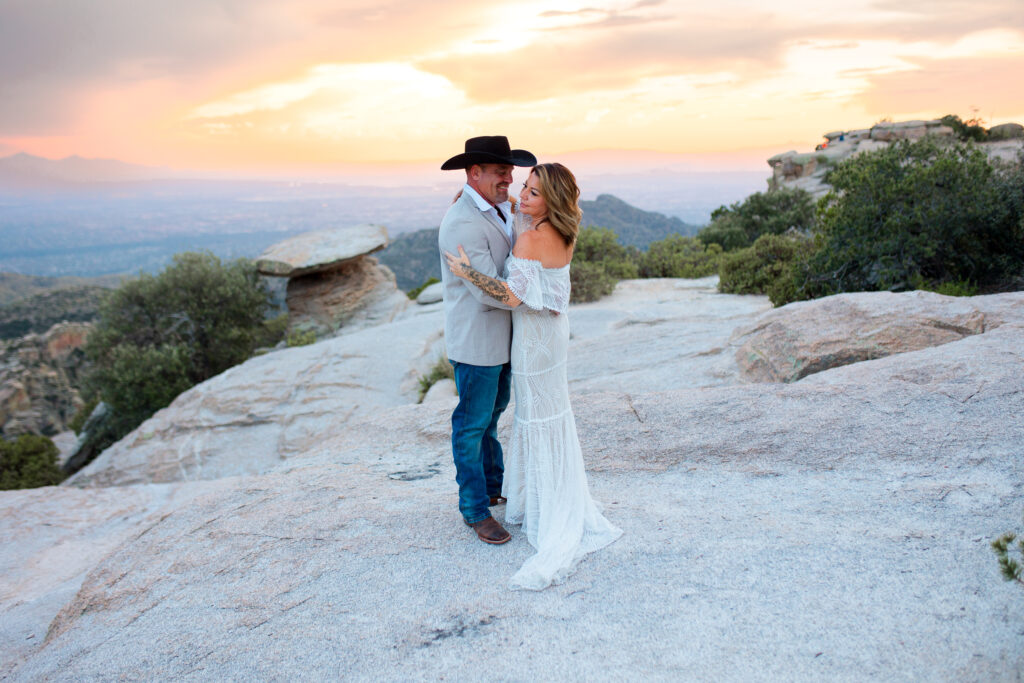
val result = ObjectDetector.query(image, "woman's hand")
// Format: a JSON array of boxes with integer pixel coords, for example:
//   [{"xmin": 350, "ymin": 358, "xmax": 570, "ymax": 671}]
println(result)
[
  {"xmin": 443, "ymin": 245, "xmax": 521, "ymax": 306},
  {"xmin": 444, "ymin": 245, "xmax": 472, "ymax": 280}
]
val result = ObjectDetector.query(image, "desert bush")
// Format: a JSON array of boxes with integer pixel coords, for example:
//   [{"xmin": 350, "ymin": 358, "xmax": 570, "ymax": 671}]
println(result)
[
  {"xmin": 640, "ymin": 235, "xmax": 724, "ymax": 278},
  {"xmin": 418, "ymin": 357, "xmax": 456, "ymax": 402},
  {"xmin": 992, "ymin": 513, "xmax": 1024, "ymax": 588},
  {"xmin": 568, "ymin": 227, "xmax": 640, "ymax": 302},
  {"xmin": 0, "ymin": 434, "xmax": 63, "ymax": 490},
  {"xmin": 719, "ymin": 233, "xmax": 813, "ymax": 306},
  {"xmin": 569, "ymin": 261, "xmax": 618, "ymax": 303},
  {"xmin": 796, "ymin": 138, "xmax": 1024, "ymax": 300},
  {"xmin": 68, "ymin": 396, "xmax": 99, "ymax": 434},
  {"xmin": 698, "ymin": 188, "xmax": 816, "ymax": 251},
  {"xmin": 257, "ymin": 313, "xmax": 289, "ymax": 348},
  {"xmin": 83, "ymin": 252, "xmax": 271, "ymax": 458},
  {"xmin": 913, "ymin": 278, "xmax": 979, "ymax": 297},
  {"xmin": 286, "ymin": 328, "xmax": 318, "ymax": 347},
  {"xmin": 573, "ymin": 227, "xmax": 640, "ymax": 279},
  {"xmin": 940, "ymin": 114, "xmax": 988, "ymax": 142}
]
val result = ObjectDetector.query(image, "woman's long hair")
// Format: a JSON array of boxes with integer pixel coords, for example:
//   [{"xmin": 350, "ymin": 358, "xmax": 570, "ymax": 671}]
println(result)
[{"xmin": 531, "ymin": 163, "xmax": 582, "ymax": 246}]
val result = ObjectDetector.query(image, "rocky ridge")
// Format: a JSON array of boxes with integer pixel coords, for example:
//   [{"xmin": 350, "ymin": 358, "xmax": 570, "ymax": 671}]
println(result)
[
  {"xmin": 3, "ymin": 279, "xmax": 1023, "ymax": 680},
  {"xmin": 769, "ymin": 118, "xmax": 1024, "ymax": 196}
]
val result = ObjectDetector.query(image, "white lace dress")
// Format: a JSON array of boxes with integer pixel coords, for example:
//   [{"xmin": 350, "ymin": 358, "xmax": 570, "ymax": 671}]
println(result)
[{"xmin": 503, "ymin": 255, "xmax": 622, "ymax": 590}]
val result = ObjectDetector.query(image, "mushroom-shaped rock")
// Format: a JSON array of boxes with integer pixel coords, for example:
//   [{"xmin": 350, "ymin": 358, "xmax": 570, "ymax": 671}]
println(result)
[
  {"xmin": 255, "ymin": 224, "xmax": 389, "ymax": 277},
  {"xmin": 256, "ymin": 225, "xmax": 408, "ymax": 338}
]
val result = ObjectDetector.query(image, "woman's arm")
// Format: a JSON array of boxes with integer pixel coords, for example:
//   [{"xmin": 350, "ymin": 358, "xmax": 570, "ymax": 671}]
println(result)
[{"xmin": 444, "ymin": 246, "xmax": 522, "ymax": 307}]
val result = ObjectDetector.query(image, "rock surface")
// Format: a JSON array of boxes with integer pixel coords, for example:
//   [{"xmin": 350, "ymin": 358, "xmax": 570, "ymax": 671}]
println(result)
[
  {"xmin": 415, "ymin": 281, "xmax": 443, "ymax": 304},
  {"xmin": 0, "ymin": 322, "xmax": 90, "ymax": 437},
  {"xmin": 732, "ymin": 290, "xmax": 1024, "ymax": 383},
  {"xmin": 3, "ymin": 281, "xmax": 1023, "ymax": 680},
  {"xmin": 64, "ymin": 305, "xmax": 445, "ymax": 487},
  {"xmin": 65, "ymin": 277, "xmax": 767, "ymax": 487}
]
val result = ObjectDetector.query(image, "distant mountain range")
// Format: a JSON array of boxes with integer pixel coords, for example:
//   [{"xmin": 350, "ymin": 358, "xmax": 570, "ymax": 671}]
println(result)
[
  {"xmin": 377, "ymin": 194, "xmax": 699, "ymax": 291},
  {"xmin": 0, "ymin": 153, "xmax": 181, "ymax": 190}
]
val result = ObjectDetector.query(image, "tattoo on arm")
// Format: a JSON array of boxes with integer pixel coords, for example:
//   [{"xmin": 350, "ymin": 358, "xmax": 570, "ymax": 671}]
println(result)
[{"xmin": 463, "ymin": 266, "xmax": 513, "ymax": 304}]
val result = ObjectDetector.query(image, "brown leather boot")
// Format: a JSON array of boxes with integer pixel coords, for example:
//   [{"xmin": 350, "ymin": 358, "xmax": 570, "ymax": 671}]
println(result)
[{"xmin": 465, "ymin": 516, "xmax": 511, "ymax": 544}]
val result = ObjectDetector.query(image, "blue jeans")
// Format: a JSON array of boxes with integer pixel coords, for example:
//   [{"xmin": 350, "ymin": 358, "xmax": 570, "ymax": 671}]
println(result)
[{"xmin": 450, "ymin": 360, "xmax": 511, "ymax": 524}]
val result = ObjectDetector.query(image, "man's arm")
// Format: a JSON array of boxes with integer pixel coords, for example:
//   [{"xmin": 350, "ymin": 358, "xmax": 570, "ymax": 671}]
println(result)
[{"xmin": 445, "ymin": 246, "xmax": 521, "ymax": 307}]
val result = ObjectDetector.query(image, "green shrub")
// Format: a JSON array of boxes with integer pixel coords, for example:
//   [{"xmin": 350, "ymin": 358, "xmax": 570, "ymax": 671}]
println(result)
[
  {"xmin": 407, "ymin": 277, "xmax": 440, "ymax": 300},
  {"xmin": 797, "ymin": 138, "xmax": 1024, "ymax": 300},
  {"xmin": 698, "ymin": 188, "xmax": 816, "ymax": 251},
  {"xmin": 570, "ymin": 261, "xmax": 618, "ymax": 303},
  {"xmin": 68, "ymin": 396, "xmax": 99, "ymax": 434},
  {"xmin": 940, "ymin": 114, "xmax": 988, "ymax": 142},
  {"xmin": 640, "ymin": 235, "xmax": 723, "ymax": 278},
  {"xmin": 0, "ymin": 434, "xmax": 64, "ymax": 490},
  {"xmin": 568, "ymin": 227, "xmax": 640, "ymax": 303},
  {"xmin": 418, "ymin": 357, "xmax": 455, "ymax": 402},
  {"xmin": 992, "ymin": 513, "xmax": 1024, "ymax": 588},
  {"xmin": 719, "ymin": 233, "xmax": 813, "ymax": 306},
  {"xmin": 574, "ymin": 227, "xmax": 640, "ymax": 279},
  {"xmin": 914, "ymin": 278, "xmax": 979, "ymax": 297},
  {"xmin": 286, "ymin": 328, "xmax": 318, "ymax": 347},
  {"xmin": 257, "ymin": 313, "xmax": 289, "ymax": 348},
  {"xmin": 83, "ymin": 252, "xmax": 271, "ymax": 460}
]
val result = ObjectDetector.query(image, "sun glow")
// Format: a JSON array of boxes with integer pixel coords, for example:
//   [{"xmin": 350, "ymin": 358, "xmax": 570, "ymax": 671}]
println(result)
[{"xmin": 2, "ymin": 1, "xmax": 1023, "ymax": 171}]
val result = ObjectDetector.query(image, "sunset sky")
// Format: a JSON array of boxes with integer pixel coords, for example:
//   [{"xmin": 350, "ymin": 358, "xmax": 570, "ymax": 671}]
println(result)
[{"xmin": 1, "ymin": 0, "xmax": 1022, "ymax": 174}]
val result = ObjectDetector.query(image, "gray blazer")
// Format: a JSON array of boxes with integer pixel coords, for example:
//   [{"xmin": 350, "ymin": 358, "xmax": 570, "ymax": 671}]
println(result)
[{"xmin": 438, "ymin": 191, "xmax": 514, "ymax": 366}]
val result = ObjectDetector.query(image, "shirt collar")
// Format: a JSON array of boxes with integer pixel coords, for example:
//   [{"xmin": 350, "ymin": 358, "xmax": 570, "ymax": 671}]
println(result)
[{"xmin": 463, "ymin": 184, "xmax": 511, "ymax": 220}]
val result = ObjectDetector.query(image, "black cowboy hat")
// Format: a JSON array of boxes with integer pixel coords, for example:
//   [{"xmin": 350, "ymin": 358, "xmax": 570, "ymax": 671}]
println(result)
[{"xmin": 441, "ymin": 136, "xmax": 537, "ymax": 170}]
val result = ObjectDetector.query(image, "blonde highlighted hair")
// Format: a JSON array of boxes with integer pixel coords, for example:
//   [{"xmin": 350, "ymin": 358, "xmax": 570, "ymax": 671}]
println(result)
[{"xmin": 531, "ymin": 163, "xmax": 582, "ymax": 246}]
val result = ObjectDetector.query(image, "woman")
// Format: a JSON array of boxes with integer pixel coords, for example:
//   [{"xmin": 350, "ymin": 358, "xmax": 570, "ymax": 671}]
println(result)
[{"xmin": 444, "ymin": 163, "xmax": 622, "ymax": 590}]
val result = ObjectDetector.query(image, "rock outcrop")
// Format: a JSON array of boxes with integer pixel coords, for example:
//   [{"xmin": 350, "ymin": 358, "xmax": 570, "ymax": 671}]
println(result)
[
  {"xmin": 256, "ymin": 224, "xmax": 409, "ymax": 337},
  {"xmin": 3, "ymin": 281, "xmax": 1023, "ymax": 680},
  {"xmin": 0, "ymin": 322, "xmax": 90, "ymax": 437},
  {"xmin": 768, "ymin": 118, "xmax": 1024, "ymax": 196}
]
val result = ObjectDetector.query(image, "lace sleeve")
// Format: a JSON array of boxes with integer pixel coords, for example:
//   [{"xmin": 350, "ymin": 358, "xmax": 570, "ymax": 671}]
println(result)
[{"xmin": 506, "ymin": 257, "xmax": 545, "ymax": 310}]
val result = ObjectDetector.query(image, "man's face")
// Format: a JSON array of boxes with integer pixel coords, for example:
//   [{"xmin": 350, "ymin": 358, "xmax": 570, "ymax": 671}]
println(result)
[{"xmin": 469, "ymin": 163, "xmax": 514, "ymax": 205}]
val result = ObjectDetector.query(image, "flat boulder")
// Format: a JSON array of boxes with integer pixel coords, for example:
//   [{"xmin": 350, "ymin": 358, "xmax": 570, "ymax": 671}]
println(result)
[
  {"xmin": 255, "ymin": 224, "xmax": 389, "ymax": 277},
  {"xmin": 732, "ymin": 290, "xmax": 1024, "ymax": 383},
  {"xmin": 988, "ymin": 122, "xmax": 1024, "ymax": 140},
  {"xmin": 415, "ymin": 282, "xmax": 443, "ymax": 305}
]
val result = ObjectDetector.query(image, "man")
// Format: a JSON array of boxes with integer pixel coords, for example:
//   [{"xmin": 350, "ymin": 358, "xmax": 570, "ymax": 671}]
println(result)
[{"xmin": 438, "ymin": 136, "xmax": 537, "ymax": 544}]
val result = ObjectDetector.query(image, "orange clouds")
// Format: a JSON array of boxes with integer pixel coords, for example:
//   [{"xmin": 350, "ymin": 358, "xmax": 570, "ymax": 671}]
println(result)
[
  {"xmin": 1, "ymin": 0, "xmax": 1023, "ymax": 170},
  {"xmin": 859, "ymin": 54, "xmax": 1024, "ymax": 123}
]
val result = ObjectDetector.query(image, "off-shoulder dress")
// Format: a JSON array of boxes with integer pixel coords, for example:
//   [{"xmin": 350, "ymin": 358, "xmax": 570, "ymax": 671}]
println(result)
[{"xmin": 502, "ymin": 254, "xmax": 622, "ymax": 590}]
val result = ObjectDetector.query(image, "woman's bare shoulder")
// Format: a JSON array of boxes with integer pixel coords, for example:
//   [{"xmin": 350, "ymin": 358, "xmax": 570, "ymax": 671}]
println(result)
[{"xmin": 514, "ymin": 228, "xmax": 571, "ymax": 267}]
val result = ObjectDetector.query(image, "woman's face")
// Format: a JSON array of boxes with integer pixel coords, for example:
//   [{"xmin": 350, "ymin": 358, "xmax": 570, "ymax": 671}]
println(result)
[{"xmin": 518, "ymin": 172, "xmax": 547, "ymax": 219}]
